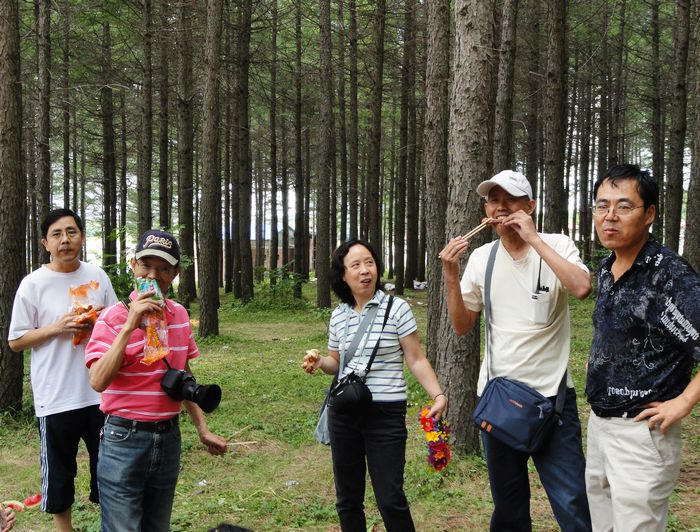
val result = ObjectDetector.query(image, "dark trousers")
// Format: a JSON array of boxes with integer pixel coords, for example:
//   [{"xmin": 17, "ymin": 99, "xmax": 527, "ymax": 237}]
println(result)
[
  {"xmin": 328, "ymin": 401, "xmax": 415, "ymax": 532},
  {"xmin": 481, "ymin": 387, "xmax": 592, "ymax": 532}
]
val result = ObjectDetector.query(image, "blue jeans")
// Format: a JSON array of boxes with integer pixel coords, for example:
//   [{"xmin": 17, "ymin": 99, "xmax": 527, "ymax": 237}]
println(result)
[
  {"xmin": 481, "ymin": 387, "xmax": 592, "ymax": 532},
  {"xmin": 97, "ymin": 417, "xmax": 181, "ymax": 532},
  {"xmin": 329, "ymin": 401, "xmax": 415, "ymax": 532}
]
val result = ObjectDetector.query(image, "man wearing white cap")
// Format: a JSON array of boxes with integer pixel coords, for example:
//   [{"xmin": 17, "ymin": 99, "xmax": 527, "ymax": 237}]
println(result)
[{"xmin": 440, "ymin": 170, "xmax": 593, "ymax": 531}]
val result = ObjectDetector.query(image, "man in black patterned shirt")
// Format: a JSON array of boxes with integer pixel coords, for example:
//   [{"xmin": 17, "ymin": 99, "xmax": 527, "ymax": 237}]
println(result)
[{"xmin": 586, "ymin": 164, "xmax": 700, "ymax": 532}]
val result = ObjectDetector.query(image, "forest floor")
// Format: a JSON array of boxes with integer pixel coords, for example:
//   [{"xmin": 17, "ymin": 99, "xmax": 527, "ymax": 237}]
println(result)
[{"xmin": 1, "ymin": 281, "xmax": 698, "ymax": 531}]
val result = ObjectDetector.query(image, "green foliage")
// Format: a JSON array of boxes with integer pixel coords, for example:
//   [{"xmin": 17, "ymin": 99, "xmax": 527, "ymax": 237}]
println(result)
[
  {"xmin": 103, "ymin": 261, "xmax": 134, "ymax": 300},
  {"xmin": 227, "ymin": 273, "xmax": 312, "ymax": 312}
]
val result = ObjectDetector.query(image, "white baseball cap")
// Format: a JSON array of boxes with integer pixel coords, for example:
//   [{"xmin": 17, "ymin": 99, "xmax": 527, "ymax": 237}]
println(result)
[{"xmin": 476, "ymin": 170, "xmax": 533, "ymax": 199}]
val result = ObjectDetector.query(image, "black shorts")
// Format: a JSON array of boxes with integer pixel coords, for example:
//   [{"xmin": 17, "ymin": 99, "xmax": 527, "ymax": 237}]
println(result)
[{"xmin": 37, "ymin": 405, "xmax": 104, "ymax": 513}]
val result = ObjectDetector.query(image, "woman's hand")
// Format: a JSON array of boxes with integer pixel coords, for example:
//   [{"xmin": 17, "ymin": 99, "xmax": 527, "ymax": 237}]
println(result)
[
  {"xmin": 301, "ymin": 349, "xmax": 322, "ymax": 374},
  {"xmin": 428, "ymin": 393, "xmax": 448, "ymax": 420}
]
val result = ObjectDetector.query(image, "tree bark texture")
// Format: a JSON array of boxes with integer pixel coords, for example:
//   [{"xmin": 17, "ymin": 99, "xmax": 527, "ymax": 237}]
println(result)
[
  {"xmin": 199, "ymin": 0, "xmax": 224, "ymax": 336},
  {"xmin": 492, "ymin": 0, "xmax": 518, "ymax": 172},
  {"xmin": 437, "ymin": 0, "xmax": 496, "ymax": 455},
  {"xmin": 138, "ymin": 0, "xmax": 154, "ymax": 236},
  {"xmin": 0, "ymin": 0, "xmax": 26, "ymax": 410}
]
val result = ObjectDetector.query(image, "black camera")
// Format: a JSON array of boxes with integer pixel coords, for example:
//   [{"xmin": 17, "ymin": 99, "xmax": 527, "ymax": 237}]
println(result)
[{"xmin": 161, "ymin": 367, "xmax": 222, "ymax": 413}]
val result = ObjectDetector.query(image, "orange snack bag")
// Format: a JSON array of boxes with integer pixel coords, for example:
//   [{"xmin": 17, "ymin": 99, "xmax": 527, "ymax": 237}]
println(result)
[
  {"xmin": 135, "ymin": 278, "xmax": 169, "ymax": 365},
  {"xmin": 69, "ymin": 281, "xmax": 101, "ymax": 346}
]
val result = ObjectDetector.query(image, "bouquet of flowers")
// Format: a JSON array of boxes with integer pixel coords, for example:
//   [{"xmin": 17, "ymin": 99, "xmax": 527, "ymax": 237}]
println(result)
[{"xmin": 418, "ymin": 405, "xmax": 451, "ymax": 471}]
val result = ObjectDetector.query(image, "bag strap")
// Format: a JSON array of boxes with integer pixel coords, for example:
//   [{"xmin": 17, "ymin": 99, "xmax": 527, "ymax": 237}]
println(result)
[
  {"xmin": 362, "ymin": 295, "xmax": 394, "ymax": 377},
  {"xmin": 338, "ymin": 302, "xmax": 380, "ymax": 374},
  {"xmin": 483, "ymin": 239, "xmax": 567, "ymax": 412},
  {"xmin": 483, "ymin": 240, "xmax": 500, "ymax": 380}
]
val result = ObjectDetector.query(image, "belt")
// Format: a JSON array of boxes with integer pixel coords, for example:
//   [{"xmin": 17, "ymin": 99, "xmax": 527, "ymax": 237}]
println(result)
[
  {"xmin": 106, "ymin": 414, "xmax": 179, "ymax": 433},
  {"xmin": 591, "ymin": 406, "xmax": 643, "ymax": 419}
]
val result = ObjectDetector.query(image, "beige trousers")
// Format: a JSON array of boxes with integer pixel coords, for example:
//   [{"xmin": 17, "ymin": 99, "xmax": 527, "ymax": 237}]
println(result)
[{"xmin": 585, "ymin": 410, "xmax": 682, "ymax": 532}]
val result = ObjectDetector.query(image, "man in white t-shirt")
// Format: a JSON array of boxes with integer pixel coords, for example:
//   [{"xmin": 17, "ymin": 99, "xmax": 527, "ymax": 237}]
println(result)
[
  {"xmin": 8, "ymin": 209, "xmax": 117, "ymax": 532},
  {"xmin": 440, "ymin": 170, "xmax": 593, "ymax": 532}
]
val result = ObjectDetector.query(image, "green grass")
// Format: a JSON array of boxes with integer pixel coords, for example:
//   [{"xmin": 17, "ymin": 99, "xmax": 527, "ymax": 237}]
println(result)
[{"xmin": 1, "ymin": 284, "xmax": 698, "ymax": 531}]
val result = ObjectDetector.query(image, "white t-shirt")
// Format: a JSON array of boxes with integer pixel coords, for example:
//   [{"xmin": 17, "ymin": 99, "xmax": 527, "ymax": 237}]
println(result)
[
  {"xmin": 461, "ymin": 234, "xmax": 588, "ymax": 397},
  {"xmin": 8, "ymin": 262, "xmax": 118, "ymax": 416}
]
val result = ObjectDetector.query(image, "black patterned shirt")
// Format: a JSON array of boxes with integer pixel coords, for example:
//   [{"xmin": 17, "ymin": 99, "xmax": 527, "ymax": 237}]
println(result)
[{"xmin": 586, "ymin": 235, "xmax": 700, "ymax": 415}]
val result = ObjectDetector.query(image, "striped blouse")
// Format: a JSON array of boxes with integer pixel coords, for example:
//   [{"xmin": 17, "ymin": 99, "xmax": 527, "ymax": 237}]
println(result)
[{"xmin": 328, "ymin": 290, "xmax": 417, "ymax": 402}]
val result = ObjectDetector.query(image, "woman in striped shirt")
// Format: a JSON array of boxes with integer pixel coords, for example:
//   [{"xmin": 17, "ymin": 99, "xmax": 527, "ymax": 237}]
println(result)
[{"xmin": 303, "ymin": 239, "xmax": 446, "ymax": 532}]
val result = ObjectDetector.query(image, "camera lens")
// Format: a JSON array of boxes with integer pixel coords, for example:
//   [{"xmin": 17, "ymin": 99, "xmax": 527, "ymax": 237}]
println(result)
[{"xmin": 192, "ymin": 384, "xmax": 222, "ymax": 413}]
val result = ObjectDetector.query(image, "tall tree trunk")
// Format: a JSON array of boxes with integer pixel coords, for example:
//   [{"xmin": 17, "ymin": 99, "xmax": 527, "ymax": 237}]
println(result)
[
  {"xmin": 120, "ymin": 89, "xmax": 128, "ymax": 267},
  {"xmin": 424, "ymin": 0, "xmax": 449, "ymax": 365},
  {"xmin": 0, "ymin": 0, "xmax": 26, "ymax": 410},
  {"xmin": 269, "ymin": 0, "xmax": 279, "ymax": 284},
  {"xmin": 543, "ymin": 0, "xmax": 567, "ymax": 234},
  {"xmin": 293, "ymin": 0, "xmax": 305, "ymax": 297},
  {"xmin": 437, "ymin": 0, "xmax": 496, "ymax": 455},
  {"xmin": 177, "ymin": 0, "xmax": 196, "ymax": 307},
  {"xmin": 223, "ymin": 5, "xmax": 233, "ymax": 293},
  {"xmin": 683, "ymin": 15, "xmax": 700, "ymax": 271},
  {"xmin": 61, "ymin": 0, "xmax": 70, "ymax": 208},
  {"xmin": 493, "ymin": 0, "xmax": 518, "ymax": 171},
  {"xmin": 664, "ymin": 0, "xmax": 690, "ymax": 252},
  {"xmin": 199, "ymin": 0, "xmax": 223, "ymax": 336},
  {"xmin": 579, "ymin": 42, "xmax": 593, "ymax": 263},
  {"xmin": 403, "ymin": 0, "xmax": 418, "ymax": 287},
  {"xmin": 138, "ymin": 0, "xmax": 154, "ymax": 236},
  {"xmin": 337, "ymin": 0, "xmax": 348, "ymax": 243},
  {"xmin": 281, "ymin": 114, "xmax": 290, "ymax": 269},
  {"xmin": 366, "ymin": 0, "xmax": 386, "ymax": 253},
  {"xmin": 101, "ymin": 22, "xmax": 117, "ymax": 268},
  {"xmin": 36, "ymin": 0, "xmax": 51, "ymax": 264},
  {"xmin": 651, "ymin": 0, "xmax": 665, "ymax": 241},
  {"xmin": 237, "ymin": 0, "xmax": 254, "ymax": 303},
  {"xmin": 255, "ymin": 149, "xmax": 265, "ymax": 280},
  {"xmin": 158, "ymin": 0, "xmax": 170, "ymax": 229},
  {"xmin": 348, "ymin": 0, "xmax": 359, "ymax": 239},
  {"xmin": 316, "ymin": 0, "xmax": 333, "ymax": 308},
  {"xmin": 524, "ymin": 0, "xmax": 540, "ymax": 204}
]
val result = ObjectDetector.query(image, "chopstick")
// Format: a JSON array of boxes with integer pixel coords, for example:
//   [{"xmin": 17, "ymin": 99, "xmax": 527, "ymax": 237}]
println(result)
[
  {"xmin": 438, "ymin": 218, "xmax": 495, "ymax": 258},
  {"xmin": 462, "ymin": 218, "xmax": 492, "ymax": 240}
]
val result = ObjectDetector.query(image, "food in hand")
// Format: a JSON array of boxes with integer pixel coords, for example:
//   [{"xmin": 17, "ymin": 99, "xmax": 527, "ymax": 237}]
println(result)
[
  {"xmin": 302, "ymin": 349, "xmax": 321, "ymax": 372},
  {"xmin": 1, "ymin": 501, "xmax": 24, "ymax": 512},
  {"xmin": 69, "ymin": 281, "xmax": 101, "ymax": 346},
  {"xmin": 136, "ymin": 278, "xmax": 169, "ymax": 365}
]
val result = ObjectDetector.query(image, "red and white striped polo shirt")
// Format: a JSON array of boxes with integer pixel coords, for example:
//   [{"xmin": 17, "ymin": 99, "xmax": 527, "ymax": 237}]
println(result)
[{"xmin": 85, "ymin": 292, "xmax": 200, "ymax": 421}]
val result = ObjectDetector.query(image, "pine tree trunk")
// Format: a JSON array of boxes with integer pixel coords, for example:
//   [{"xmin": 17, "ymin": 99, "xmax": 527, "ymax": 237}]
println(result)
[
  {"xmin": 101, "ymin": 22, "xmax": 117, "ymax": 268},
  {"xmin": 683, "ymin": 15, "xmax": 700, "ymax": 271},
  {"xmin": 437, "ymin": 0, "xmax": 496, "ymax": 455},
  {"xmin": 366, "ymin": 0, "xmax": 386, "ymax": 254},
  {"xmin": 269, "ymin": 0, "xmax": 279, "ymax": 284},
  {"xmin": 316, "ymin": 0, "xmax": 333, "ymax": 308},
  {"xmin": 158, "ymin": 0, "xmax": 170, "ymax": 229},
  {"xmin": 492, "ymin": 0, "xmax": 518, "ymax": 172},
  {"xmin": 199, "ymin": 0, "xmax": 224, "ymax": 336},
  {"xmin": 404, "ymin": 0, "xmax": 418, "ymax": 286},
  {"xmin": 348, "ymin": 0, "xmax": 359, "ymax": 239},
  {"xmin": 523, "ymin": 0, "xmax": 540, "ymax": 199},
  {"xmin": 424, "ymin": 0, "xmax": 449, "ymax": 365},
  {"xmin": 293, "ymin": 0, "xmax": 305, "ymax": 297},
  {"xmin": 138, "ymin": 0, "xmax": 154, "ymax": 236},
  {"xmin": 36, "ymin": 0, "xmax": 51, "ymax": 264},
  {"xmin": 664, "ymin": 0, "xmax": 690, "ymax": 252},
  {"xmin": 176, "ymin": 0, "xmax": 196, "ymax": 307},
  {"xmin": 61, "ymin": 0, "xmax": 70, "ymax": 208},
  {"xmin": 651, "ymin": 0, "xmax": 665, "ymax": 241},
  {"xmin": 543, "ymin": 0, "xmax": 567, "ymax": 234},
  {"xmin": 237, "ymin": 0, "xmax": 254, "ymax": 303},
  {"xmin": 0, "ymin": 0, "xmax": 26, "ymax": 410}
]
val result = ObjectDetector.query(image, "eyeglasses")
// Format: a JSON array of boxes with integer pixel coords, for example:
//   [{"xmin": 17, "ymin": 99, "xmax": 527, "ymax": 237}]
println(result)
[
  {"xmin": 135, "ymin": 259, "xmax": 176, "ymax": 276},
  {"xmin": 47, "ymin": 228, "xmax": 81, "ymax": 240},
  {"xmin": 591, "ymin": 202, "xmax": 645, "ymax": 217}
]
